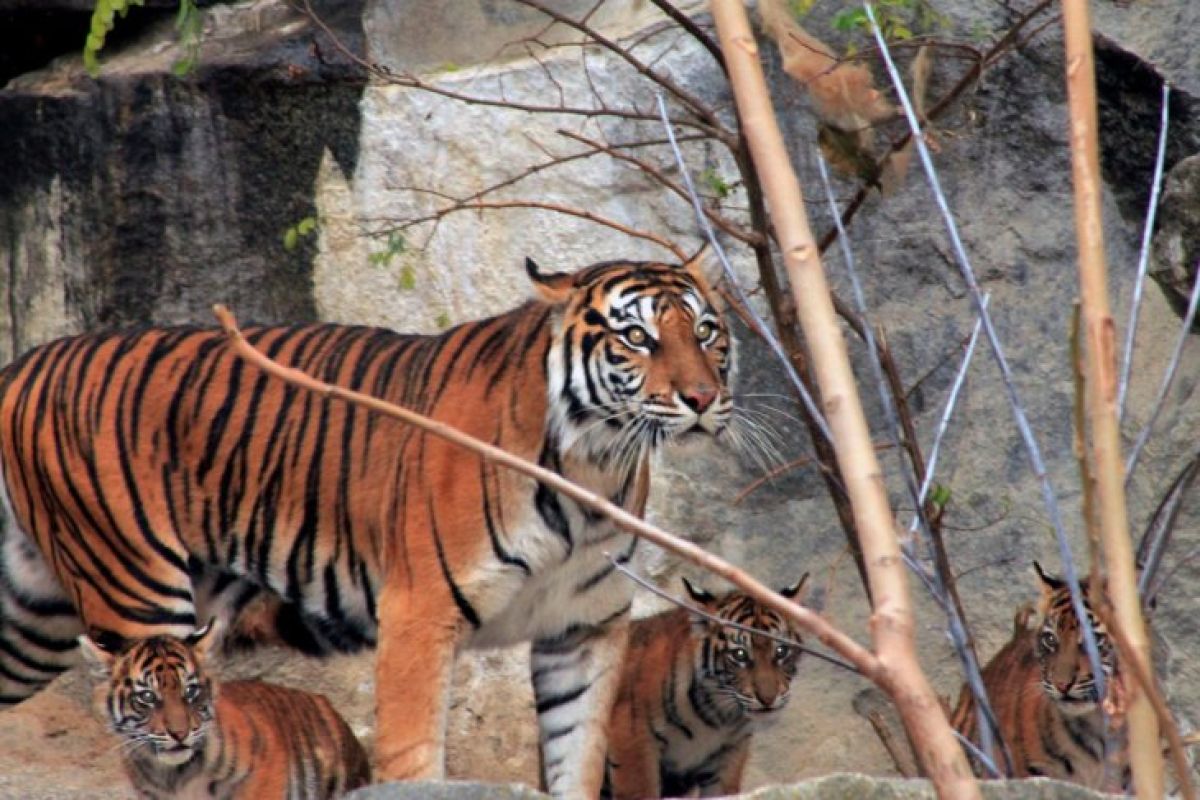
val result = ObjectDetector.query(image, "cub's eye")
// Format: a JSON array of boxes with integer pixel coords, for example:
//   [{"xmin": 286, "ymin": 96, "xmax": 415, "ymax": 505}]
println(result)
[
  {"xmin": 132, "ymin": 689, "xmax": 158, "ymax": 708},
  {"xmin": 182, "ymin": 684, "xmax": 203, "ymax": 704},
  {"xmin": 1039, "ymin": 631, "xmax": 1058, "ymax": 651},
  {"xmin": 622, "ymin": 326, "xmax": 649, "ymax": 347},
  {"xmin": 695, "ymin": 320, "xmax": 717, "ymax": 343},
  {"xmin": 774, "ymin": 644, "xmax": 792, "ymax": 661},
  {"xmin": 728, "ymin": 647, "xmax": 750, "ymax": 667}
]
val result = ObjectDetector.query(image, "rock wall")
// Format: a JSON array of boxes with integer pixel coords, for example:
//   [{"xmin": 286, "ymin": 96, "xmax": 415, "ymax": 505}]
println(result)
[{"xmin": 0, "ymin": 0, "xmax": 1198, "ymax": 796}]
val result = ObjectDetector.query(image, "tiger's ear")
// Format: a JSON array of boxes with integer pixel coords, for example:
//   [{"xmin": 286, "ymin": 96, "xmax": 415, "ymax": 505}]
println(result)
[
  {"xmin": 184, "ymin": 618, "xmax": 223, "ymax": 665},
  {"xmin": 1033, "ymin": 561, "xmax": 1064, "ymax": 593},
  {"xmin": 681, "ymin": 243, "xmax": 722, "ymax": 291},
  {"xmin": 525, "ymin": 257, "xmax": 575, "ymax": 305},
  {"xmin": 681, "ymin": 576, "xmax": 717, "ymax": 608},
  {"xmin": 779, "ymin": 572, "xmax": 810, "ymax": 602},
  {"xmin": 77, "ymin": 632, "xmax": 118, "ymax": 676}
]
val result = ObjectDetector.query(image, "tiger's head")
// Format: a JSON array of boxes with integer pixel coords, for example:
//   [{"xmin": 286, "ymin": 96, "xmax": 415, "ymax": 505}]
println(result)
[
  {"xmin": 527, "ymin": 249, "xmax": 733, "ymax": 463},
  {"xmin": 1032, "ymin": 562, "xmax": 1115, "ymax": 715},
  {"xmin": 79, "ymin": 623, "xmax": 220, "ymax": 766},
  {"xmin": 683, "ymin": 574, "xmax": 808, "ymax": 722}
]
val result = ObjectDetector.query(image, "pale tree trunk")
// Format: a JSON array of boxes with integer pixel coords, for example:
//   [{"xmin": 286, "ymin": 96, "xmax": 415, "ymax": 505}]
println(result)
[
  {"xmin": 707, "ymin": 2, "xmax": 979, "ymax": 797},
  {"xmin": 1060, "ymin": 0, "xmax": 1162, "ymax": 795}
]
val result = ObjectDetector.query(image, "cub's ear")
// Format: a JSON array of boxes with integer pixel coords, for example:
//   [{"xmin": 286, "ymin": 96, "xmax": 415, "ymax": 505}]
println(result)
[
  {"xmin": 184, "ymin": 618, "xmax": 224, "ymax": 665},
  {"xmin": 525, "ymin": 257, "xmax": 575, "ymax": 305},
  {"xmin": 681, "ymin": 243, "xmax": 723, "ymax": 291},
  {"xmin": 1032, "ymin": 561, "xmax": 1064, "ymax": 593},
  {"xmin": 681, "ymin": 576, "xmax": 717, "ymax": 607},
  {"xmin": 77, "ymin": 631, "xmax": 118, "ymax": 676},
  {"xmin": 779, "ymin": 572, "xmax": 810, "ymax": 602}
]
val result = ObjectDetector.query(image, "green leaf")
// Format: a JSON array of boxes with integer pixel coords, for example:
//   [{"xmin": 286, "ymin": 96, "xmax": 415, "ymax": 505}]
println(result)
[
  {"xmin": 283, "ymin": 227, "xmax": 299, "ymax": 251},
  {"xmin": 832, "ymin": 8, "xmax": 867, "ymax": 31},
  {"xmin": 434, "ymin": 312, "xmax": 451, "ymax": 330},
  {"xmin": 296, "ymin": 216, "xmax": 317, "ymax": 236},
  {"xmin": 398, "ymin": 265, "xmax": 416, "ymax": 290},
  {"xmin": 929, "ymin": 483, "xmax": 952, "ymax": 510}
]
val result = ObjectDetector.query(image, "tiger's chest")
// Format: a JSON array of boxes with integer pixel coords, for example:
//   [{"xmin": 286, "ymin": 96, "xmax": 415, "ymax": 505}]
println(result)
[{"xmin": 464, "ymin": 500, "xmax": 638, "ymax": 648}]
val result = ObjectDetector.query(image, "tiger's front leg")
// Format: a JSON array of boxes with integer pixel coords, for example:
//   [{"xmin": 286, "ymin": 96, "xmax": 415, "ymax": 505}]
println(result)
[
  {"xmin": 532, "ymin": 614, "xmax": 630, "ymax": 799},
  {"xmin": 374, "ymin": 576, "xmax": 462, "ymax": 781}
]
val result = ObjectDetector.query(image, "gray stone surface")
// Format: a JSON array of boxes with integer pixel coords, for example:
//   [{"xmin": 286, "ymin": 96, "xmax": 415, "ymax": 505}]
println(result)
[{"xmin": 0, "ymin": 0, "xmax": 1198, "ymax": 797}]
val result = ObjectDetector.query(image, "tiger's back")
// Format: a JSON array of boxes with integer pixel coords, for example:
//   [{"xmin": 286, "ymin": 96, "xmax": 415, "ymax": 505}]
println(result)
[
  {"xmin": 950, "ymin": 565, "xmax": 1127, "ymax": 791},
  {"xmin": 80, "ymin": 625, "xmax": 370, "ymax": 799},
  {"xmin": 605, "ymin": 576, "xmax": 806, "ymax": 799}
]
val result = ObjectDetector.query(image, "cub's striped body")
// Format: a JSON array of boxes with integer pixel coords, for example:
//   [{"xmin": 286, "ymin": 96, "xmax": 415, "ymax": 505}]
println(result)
[
  {"xmin": 951, "ymin": 564, "xmax": 1128, "ymax": 792},
  {"xmin": 604, "ymin": 576, "xmax": 807, "ymax": 799},
  {"xmin": 80, "ymin": 625, "xmax": 370, "ymax": 800},
  {"xmin": 0, "ymin": 253, "xmax": 733, "ymax": 797}
]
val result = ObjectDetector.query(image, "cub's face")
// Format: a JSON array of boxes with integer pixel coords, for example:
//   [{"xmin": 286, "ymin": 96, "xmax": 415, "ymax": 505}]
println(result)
[
  {"xmin": 529, "ymin": 252, "xmax": 733, "ymax": 457},
  {"xmin": 1033, "ymin": 565, "xmax": 1115, "ymax": 716},
  {"xmin": 80, "ymin": 628, "xmax": 218, "ymax": 766},
  {"xmin": 686, "ymin": 576, "xmax": 807, "ymax": 719}
]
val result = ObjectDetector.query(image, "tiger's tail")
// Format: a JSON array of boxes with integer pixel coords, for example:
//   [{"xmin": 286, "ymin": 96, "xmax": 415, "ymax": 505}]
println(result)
[{"xmin": 0, "ymin": 462, "xmax": 81, "ymax": 706}]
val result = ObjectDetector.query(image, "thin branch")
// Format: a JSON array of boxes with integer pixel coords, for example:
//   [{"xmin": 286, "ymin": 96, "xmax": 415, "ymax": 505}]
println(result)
[
  {"xmin": 865, "ymin": 1, "xmax": 1109, "ymax": 710},
  {"xmin": 296, "ymin": 0, "xmax": 726, "ymax": 139},
  {"xmin": 557, "ymin": 127, "xmax": 762, "ymax": 245},
  {"xmin": 647, "ymin": 0, "xmax": 726, "ymax": 71},
  {"xmin": 1125, "ymin": 260, "xmax": 1200, "ymax": 486},
  {"xmin": 372, "ymin": 198, "xmax": 686, "ymax": 261},
  {"xmin": 511, "ymin": 0, "xmax": 736, "ymax": 145},
  {"xmin": 1136, "ymin": 450, "xmax": 1200, "ymax": 604},
  {"xmin": 609, "ymin": 559, "xmax": 859, "ymax": 674},
  {"xmin": 733, "ymin": 442, "xmax": 893, "ymax": 505},
  {"xmin": 214, "ymin": 304, "xmax": 887, "ymax": 688},
  {"xmin": 1118, "ymin": 82, "xmax": 1171, "ymax": 421}
]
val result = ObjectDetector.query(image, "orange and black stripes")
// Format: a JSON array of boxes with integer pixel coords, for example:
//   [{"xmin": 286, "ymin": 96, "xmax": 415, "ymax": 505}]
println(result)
[
  {"xmin": 0, "ymin": 253, "xmax": 734, "ymax": 798},
  {"xmin": 604, "ymin": 577, "xmax": 806, "ymax": 799},
  {"xmin": 84, "ymin": 630, "xmax": 369, "ymax": 799},
  {"xmin": 950, "ymin": 566, "xmax": 1127, "ymax": 791}
]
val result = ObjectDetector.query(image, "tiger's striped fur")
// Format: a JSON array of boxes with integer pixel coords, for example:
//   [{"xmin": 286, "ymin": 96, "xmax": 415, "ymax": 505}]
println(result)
[
  {"xmin": 0, "ymin": 252, "xmax": 733, "ymax": 797},
  {"xmin": 604, "ymin": 575, "xmax": 807, "ymax": 799},
  {"xmin": 79, "ymin": 623, "xmax": 370, "ymax": 799},
  {"xmin": 950, "ymin": 563, "xmax": 1128, "ymax": 791}
]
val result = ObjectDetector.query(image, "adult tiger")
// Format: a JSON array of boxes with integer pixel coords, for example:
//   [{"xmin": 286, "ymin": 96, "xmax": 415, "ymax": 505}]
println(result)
[
  {"xmin": 950, "ymin": 563, "xmax": 1128, "ymax": 792},
  {"xmin": 0, "ymin": 252, "xmax": 734, "ymax": 797},
  {"xmin": 79, "ymin": 622, "xmax": 371, "ymax": 799}
]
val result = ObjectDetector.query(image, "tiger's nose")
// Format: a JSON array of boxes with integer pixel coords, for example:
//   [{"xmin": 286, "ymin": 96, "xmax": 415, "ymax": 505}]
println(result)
[{"xmin": 680, "ymin": 385, "xmax": 717, "ymax": 414}]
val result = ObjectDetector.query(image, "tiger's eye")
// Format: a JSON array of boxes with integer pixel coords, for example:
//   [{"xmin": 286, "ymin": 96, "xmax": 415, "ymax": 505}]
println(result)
[
  {"xmin": 774, "ymin": 644, "xmax": 791, "ymax": 660},
  {"xmin": 695, "ymin": 320, "xmax": 715, "ymax": 341},
  {"xmin": 1039, "ymin": 631, "xmax": 1058, "ymax": 651},
  {"xmin": 728, "ymin": 647, "xmax": 750, "ymax": 666},
  {"xmin": 183, "ymin": 684, "xmax": 203, "ymax": 704},
  {"xmin": 133, "ymin": 689, "xmax": 158, "ymax": 708},
  {"xmin": 623, "ymin": 326, "xmax": 648, "ymax": 347}
]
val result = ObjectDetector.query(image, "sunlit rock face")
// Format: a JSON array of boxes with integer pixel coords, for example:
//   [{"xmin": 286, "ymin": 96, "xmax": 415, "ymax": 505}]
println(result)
[{"xmin": 0, "ymin": 0, "xmax": 1198, "ymax": 797}]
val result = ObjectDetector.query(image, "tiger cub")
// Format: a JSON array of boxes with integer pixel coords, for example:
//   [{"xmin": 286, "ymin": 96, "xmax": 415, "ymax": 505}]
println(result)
[
  {"xmin": 950, "ymin": 563, "xmax": 1128, "ymax": 791},
  {"xmin": 604, "ymin": 574, "xmax": 808, "ymax": 799},
  {"xmin": 79, "ymin": 623, "xmax": 370, "ymax": 800}
]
